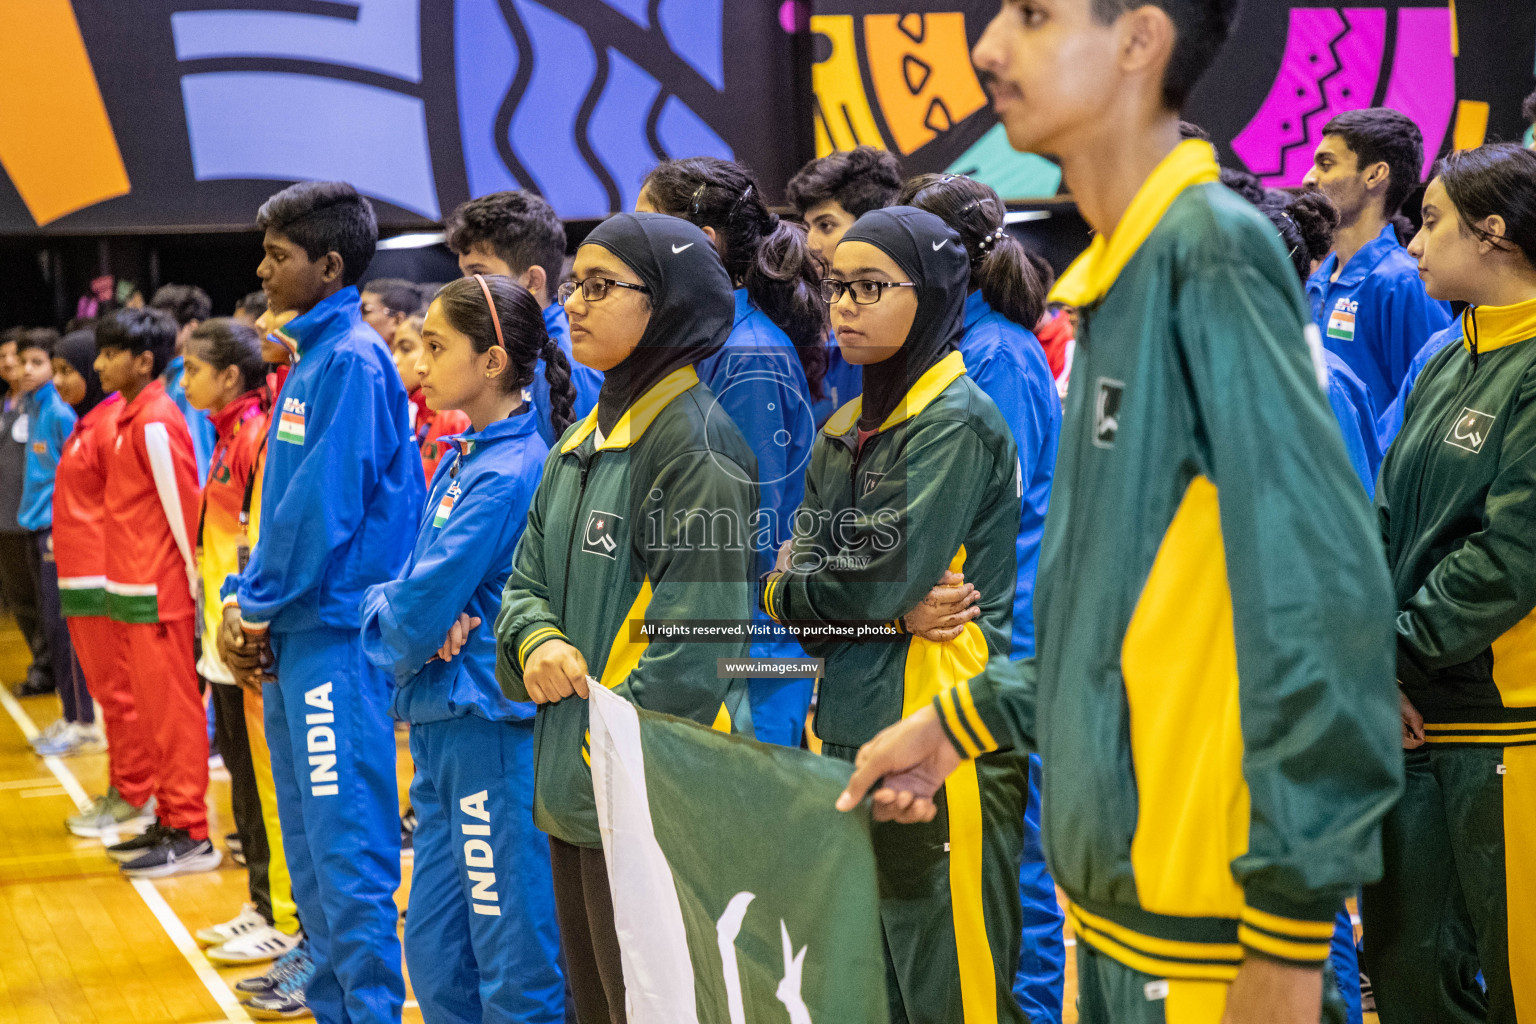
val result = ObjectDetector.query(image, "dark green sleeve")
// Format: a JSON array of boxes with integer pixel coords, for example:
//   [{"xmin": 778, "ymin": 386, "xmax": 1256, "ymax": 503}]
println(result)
[
  {"xmin": 495, "ymin": 460, "xmax": 562, "ymax": 702},
  {"xmin": 1396, "ymin": 367, "xmax": 1536, "ymax": 683},
  {"xmin": 1179, "ymin": 260, "xmax": 1403, "ymax": 955},
  {"xmin": 929, "ymin": 655, "xmax": 1037, "ymax": 759},
  {"xmin": 619, "ymin": 449, "xmax": 757, "ymax": 722},
  {"xmin": 766, "ymin": 420, "xmax": 999, "ymax": 626}
]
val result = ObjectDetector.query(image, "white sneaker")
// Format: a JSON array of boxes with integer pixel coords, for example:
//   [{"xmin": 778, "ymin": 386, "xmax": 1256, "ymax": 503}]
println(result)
[
  {"xmin": 206, "ymin": 924, "xmax": 302, "ymax": 966},
  {"xmin": 67, "ymin": 724, "xmax": 105, "ymax": 755},
  {"xmin": 30, "ymin": 719, "xmax": 70, "ymax": 750},
  {"xmin": 196, "ymin": 904, "xmax": 266, "ymax": 947}
]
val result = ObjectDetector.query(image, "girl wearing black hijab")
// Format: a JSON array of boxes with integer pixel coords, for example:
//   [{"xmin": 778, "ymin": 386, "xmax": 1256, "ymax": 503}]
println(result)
[
  {"xmin": 761, "ymin": 206, "xmax": 1029, "ymax": 1024},
  {"xmin": 495, "ymin": 212, "xmax": 758, "ymax": 1024}
]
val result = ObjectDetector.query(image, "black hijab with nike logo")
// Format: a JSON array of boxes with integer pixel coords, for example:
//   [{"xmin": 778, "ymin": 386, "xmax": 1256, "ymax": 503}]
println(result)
[
  {"xmin": 581, "ymin": 212, "xmax": 735, "ymax": 435},
  {"xmin": 837, "ymin": 206, "xmax": 969, "ymax": 431}
]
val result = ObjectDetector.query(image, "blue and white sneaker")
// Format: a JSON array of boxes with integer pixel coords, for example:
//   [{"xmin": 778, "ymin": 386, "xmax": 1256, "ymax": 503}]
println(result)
[
  {"xmin": 236, "ymin": 941, "xmax": 312, "ymax": 1000},
  {"xmin": 244, "ymin": 942, "xmax": 316, "ymax": 1020}
]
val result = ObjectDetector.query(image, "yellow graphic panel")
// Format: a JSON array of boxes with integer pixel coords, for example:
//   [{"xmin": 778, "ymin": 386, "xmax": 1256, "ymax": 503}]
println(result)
[
  {"xmin": 0, "ymin": 0, "xmax": 130, "ymax": 226},
  {"xmin": 864, "ymin": 13, "xmax": 986, "ymax": 156},
  {"xmin": 1452, "ymin": 99, "xmax": 1489, "ymax": 152},
  {"xmin": 811, "ymin": 14, "xmax": 884, "ymax": 157}
]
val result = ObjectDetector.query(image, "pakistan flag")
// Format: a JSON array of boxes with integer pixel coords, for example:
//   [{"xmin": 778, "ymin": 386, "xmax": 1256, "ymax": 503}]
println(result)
[{"xmin": 588, "ymin": 684, "xmax": 889, "ymax": 1024}]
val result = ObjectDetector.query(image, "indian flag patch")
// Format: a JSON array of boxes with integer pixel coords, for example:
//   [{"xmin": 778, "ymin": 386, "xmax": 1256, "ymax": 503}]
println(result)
[
  {"xmin": 1326, "ymin": 300, "xmax": 1357, "ymax": 341},
  {"xmin": 277, "ymin": 397, "xmax": 306, "ymax": 445},
  {"xmin": 433, "ymin": 482, "xmax": 461, "ymax": 528}
]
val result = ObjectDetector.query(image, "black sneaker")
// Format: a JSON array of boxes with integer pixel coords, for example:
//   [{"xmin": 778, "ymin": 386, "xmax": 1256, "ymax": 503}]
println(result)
[
  {"xmin": 235, "ymin": 941, "xmax": 310, "ymax": 999},
  {"xmin": 227, "ymin": 831, "xmax": 246, "ymax": 865},
  {"xmin": 400, "ymin": 808, "xmax": 417, "ymax": 851},
  {"xmin": 120, "ymin": 829, "xmax": 222, "ymax": 878},
  {"xmin": 106, "ymin": 821, "xmax": 175, "ymax": 862},
  {"xmin": 13, "ymin": 669, "xmax": 56, "ymax": 697}
]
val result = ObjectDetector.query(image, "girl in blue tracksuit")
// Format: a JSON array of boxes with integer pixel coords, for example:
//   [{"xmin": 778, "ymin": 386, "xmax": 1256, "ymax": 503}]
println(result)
[
  {"xmin": 900, "ymin": 173, "xmax": 1065, "ymax": 1024},
  {"xmin": 362, "ymin": 276, "xmax": 574, "ymax": 1024},
  {"xmin": 639, "ymin": 158, "xmax": 829, "ymax": 747}
]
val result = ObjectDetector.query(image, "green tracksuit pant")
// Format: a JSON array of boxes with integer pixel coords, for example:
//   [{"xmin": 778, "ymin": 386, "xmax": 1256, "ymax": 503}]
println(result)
[
  {"xmin": 1074, "ymin": 943, "xmax": 1346, "ymax": 1023},
  {"xmin": 825, "ymin": 743, "xmax": 1029, "ymax": 1024},
  {"xmin": 1362, "ymin": 743, "xmax": 1536, "ymax": 1024}
]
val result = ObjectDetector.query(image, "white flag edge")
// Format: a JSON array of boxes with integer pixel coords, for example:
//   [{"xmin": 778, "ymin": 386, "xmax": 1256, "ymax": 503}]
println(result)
[{"xmin": 589, "ymin": 684, "xmax": 701, "ymax": 1024}]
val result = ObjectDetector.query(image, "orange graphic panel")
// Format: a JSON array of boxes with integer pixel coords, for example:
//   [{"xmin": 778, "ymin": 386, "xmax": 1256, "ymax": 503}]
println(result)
[
  {"xmin": 0, "ymin": 0, "xmax": 129, "ymax": 226},
  {"xmin": 863, "ymin": 13, "xmax": 986, "ymax": 156}
]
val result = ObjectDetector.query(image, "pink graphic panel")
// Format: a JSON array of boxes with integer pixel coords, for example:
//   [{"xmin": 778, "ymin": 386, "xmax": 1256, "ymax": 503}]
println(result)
[
  {"xmin": 1382, "ymin": 6, "xmax": 1455, "ymax": 178},
  {"xmin": 1231, "ymin": 7, "xmax": 1387, "ymax": 186}
]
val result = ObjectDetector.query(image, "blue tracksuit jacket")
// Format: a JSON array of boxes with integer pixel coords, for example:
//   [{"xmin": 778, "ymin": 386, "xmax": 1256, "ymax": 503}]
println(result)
[
  {"xmin": 1323, "ymin": 349, "xmax": 1382, "ymax": 496},
  {"xmin": 1307, "ymin": 224, "xmax": 1451, "ymax": 414},
  {"xmin": 18, "ymin": 381, "xmax": 75, "ymax": 531},
  {"xmin": 1375, "ymin": 325, "xmax": 1462, "ymax": 452},
  {"xmin": 361, "ymin": 408, "xmax": 545, "ymax": 724},
  {"xmin": 225, "ymin": 286, "xmax": 423, "ymax": 630},
  {"xmin": 814, "ymin": 335, "xmax": 863, "ymax": 427},
  {"xmin": 958, "ymin": 292, "xmax": 1061, "ymax": 660},
  {"xmin": 532, "ymin": 303, "xmax": 601, "ymax": 448}
]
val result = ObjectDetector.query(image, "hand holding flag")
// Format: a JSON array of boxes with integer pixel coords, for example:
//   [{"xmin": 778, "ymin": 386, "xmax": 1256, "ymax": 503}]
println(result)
[{"xmin": 836, "ymin": 704, "xmax": 964, "ymax": 823}]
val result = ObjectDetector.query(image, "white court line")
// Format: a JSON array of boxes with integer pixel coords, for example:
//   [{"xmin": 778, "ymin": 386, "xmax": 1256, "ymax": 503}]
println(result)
[
  {"xmin": 0, "ymin": 688, "xmax": 251, "ymax": 1022},
  {"xmin": 20, "ymin": 787, "xmax": 69, "ymax": 798},
  {"xmin": 0, "ymin": 776, "xmax": 62, "ymax": 789}
]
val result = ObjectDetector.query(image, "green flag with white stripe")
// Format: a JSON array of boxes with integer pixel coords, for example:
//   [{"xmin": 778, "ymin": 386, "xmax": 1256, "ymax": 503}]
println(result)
[{"xmin": 588, "ymin": 684, "xmax": 889, "ymax": 1024}]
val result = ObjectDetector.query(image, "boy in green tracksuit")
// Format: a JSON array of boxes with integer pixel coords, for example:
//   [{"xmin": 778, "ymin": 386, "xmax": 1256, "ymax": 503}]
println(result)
[
  {"xmin": 496, "ymin": 212, "xmax": 757, "ymax": 1024},
  {"xmin": 1365, "ymin": 144, "xmax": 1536, "ymax": 1024},
  {"xmin": 837, "ymin": 3, "xmax": 1404, "ymax": 1023},
  {"xmin": 762, "ymin": 206, "xmax": 1025, "ymax": 1024}
]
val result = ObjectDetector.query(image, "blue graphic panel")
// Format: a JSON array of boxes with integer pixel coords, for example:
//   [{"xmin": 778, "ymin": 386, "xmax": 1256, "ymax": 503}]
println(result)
[
  {"xmin": 589, "ymin": 49, "xmax": 662, "ymax": 211},
  {"xmin": 181, "ymin": 72, "xmax": 440, "ymax": 218},
  {"xmin": 509, "ymin": 0, "xmax": 611, "ymax": 219},
  {"xmin": 658, "ymin": 0, "xmax": 724, "ymax": 91},
  {"xmin": 600, "ymin": 0, "xmax": 650, "ymax": 28},
  {"xmin": 455, "ymin": 0, "xmax": 520, "ymax": 197},
  {"xmin": 171, "ymin": 0, "xmax": 421, "ymax": 84},
  {"xmin": 656, "ymin": 94, "xmax": 732, "ymax": 161}
]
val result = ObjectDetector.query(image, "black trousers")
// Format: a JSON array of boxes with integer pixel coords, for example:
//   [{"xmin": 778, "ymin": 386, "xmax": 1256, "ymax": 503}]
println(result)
[
  {"xmin": 0, "ymin": 530, "xmax": 46, "ymax": 679},
  {"xmin": 549, "ymin": 837, "xmax": 625, "ymax": 1024},
  {"xmin": 29, "ymin": 531, "xmax": 84, "ymax": 719},
  {"xmin": 211, "ymin": 680, "xmax": 274, "ymax": 924}
]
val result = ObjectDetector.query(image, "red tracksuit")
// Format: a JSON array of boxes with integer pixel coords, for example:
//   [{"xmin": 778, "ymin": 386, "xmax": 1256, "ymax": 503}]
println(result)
[
  {"xmin": 103, "ymin": 380, "xmax": 206, "ymax": 838},
  {"xmin": 410, "ymin": 389, "xmax": 471, "ymax": 481},
  {"xmin": 53, "ymin": 393, "xmax": 159, "ymax": 806}
]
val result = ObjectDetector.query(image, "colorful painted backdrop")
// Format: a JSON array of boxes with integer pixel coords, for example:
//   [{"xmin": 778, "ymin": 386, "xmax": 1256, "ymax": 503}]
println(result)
[{"xmin": 0, "ymin": 1, "xmax": 1532, "ymax": 232}]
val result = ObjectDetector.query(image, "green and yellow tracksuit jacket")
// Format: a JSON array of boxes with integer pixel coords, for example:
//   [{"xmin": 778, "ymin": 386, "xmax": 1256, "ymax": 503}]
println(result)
[
  {"xmin": 931, "ymin": 141, "xmax": 1403, "ymax": 979},
  {"xmin": 496, "ymin": 366, "xmax": 758, "ymax": 848},
  {"xmin": 1378, "ymin": 299, "xmax": 1536, "ymax": 744},
  {"xmin": 760, "ymin": 350, "xmax": 1020, "ymax": 748}
]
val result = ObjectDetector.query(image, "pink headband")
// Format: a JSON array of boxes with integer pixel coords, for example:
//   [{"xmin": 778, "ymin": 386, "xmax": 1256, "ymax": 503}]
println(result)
[{"xmin": 473, "ymin": 274, "xmax": 505, "ymax": 349}]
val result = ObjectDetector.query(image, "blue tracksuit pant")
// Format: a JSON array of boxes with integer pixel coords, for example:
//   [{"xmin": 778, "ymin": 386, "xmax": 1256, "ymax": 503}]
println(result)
[
  {"xmin": 405, "ymin": 715, "xmax": 565, "ymax": 1024},
  {"xmin": 268, "ymin": 627, "xmax": 404, "ymax": 1024},
  {"xmin": 1015, "ymin": 753, "xmax": 1065, "ymax": 1023},
  {"xmin": 1331, "ymin": 903, "xmax": 1362, "ymax": 1024},
  {"xmin": 745, "ymin": 633, "xmax": 814, "ymax": 748}
]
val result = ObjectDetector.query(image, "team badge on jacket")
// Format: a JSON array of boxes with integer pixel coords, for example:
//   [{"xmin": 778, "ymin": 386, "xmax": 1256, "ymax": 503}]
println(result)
[
  {"xmin": 433, "ymin": 482, "xmax": 461, "ymax": 528},
  {"xmin": 1326, "ymin": 299, "xmax": 1358, "ymax": 342},
  {"xmin": 1444, "ymin": 407, "xmax": 1495, "ymax": 454},
  {"xmin": 582, "ymin": 509, "xmax": 622, "ymax": 558},
  {"xmin": 1094, "ymin": 378, "xmax": 1125, "ymax": 448},
  {"xmin": 277, "ymin": 397, "xmax": 306, "ymax": 445}
]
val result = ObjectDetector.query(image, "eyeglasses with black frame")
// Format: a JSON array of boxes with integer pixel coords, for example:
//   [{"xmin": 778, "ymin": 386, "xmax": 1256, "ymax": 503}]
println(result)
[
  {"xmin": 819, "ymin": 279, "xmax": 919, "ymax": 305},
  {"xmin": 558, "ymin": 277, "xmax": 652, "ymax": 304}
]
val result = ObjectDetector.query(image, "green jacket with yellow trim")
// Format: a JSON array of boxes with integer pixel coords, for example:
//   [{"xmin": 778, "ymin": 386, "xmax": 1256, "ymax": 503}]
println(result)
[
  {"xmin": 1378, "ymin": 299, "xmax": 1536, "ymax": 744},
  {"xmin": 930, "ymin": 141, "xmax": 1402, "ymax": 978},
  {"xmin": 761, "ymin": 351, "xmax": 1020, "ymax": 750},
  {"xmin": 495, "ymin": 366, "xmax": 758, "ymax": 848}
]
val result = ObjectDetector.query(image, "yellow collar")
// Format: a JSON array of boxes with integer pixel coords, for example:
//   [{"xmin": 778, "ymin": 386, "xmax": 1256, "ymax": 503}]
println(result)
[
  {"xmin": 1049, "ymin": 140, "xmax": 1221, "ymax": 308},
  {"xmin": 560, "ymin": 365, "xmax": 699, "ymax": 453},
  {"xmin": 822, "ymin": 350, "xmax": 968, "ymax": 435},
  {"xmin": 1463, "ymin": 296, "xmax": 1536, "ymax": 354}
]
